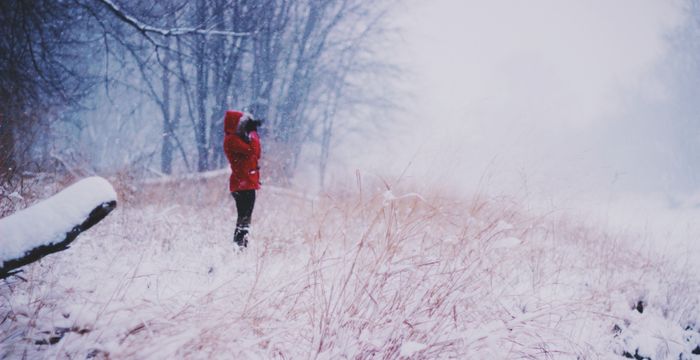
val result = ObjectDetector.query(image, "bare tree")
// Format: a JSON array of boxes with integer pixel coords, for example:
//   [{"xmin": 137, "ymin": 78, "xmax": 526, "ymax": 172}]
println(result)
[
  {"xmin": 263, "ymin": 0, "xmax": 399, "ymax": 184},
  {"xmin": 0, "ymin": 0, "xmax": 99, "ymax": 192}
]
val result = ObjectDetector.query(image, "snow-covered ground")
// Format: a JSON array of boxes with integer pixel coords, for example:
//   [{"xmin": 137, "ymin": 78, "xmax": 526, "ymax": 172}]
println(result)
[
  {"xmin": 583, "ymin": 192, "xmax": 700, "ymax": 266},
  {"xmin": 1, "ymin": 174, "xmax": 699, "ymax": 359},
  {"xmin": 527, "ymin": 189, "xmax": 700, "ymax": 275}
]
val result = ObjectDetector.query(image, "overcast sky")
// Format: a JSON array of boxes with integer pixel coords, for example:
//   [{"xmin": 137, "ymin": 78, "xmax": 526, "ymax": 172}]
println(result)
[{"xmin": 342, "ymin": 0, "xmax": 692, "ymax": 201}]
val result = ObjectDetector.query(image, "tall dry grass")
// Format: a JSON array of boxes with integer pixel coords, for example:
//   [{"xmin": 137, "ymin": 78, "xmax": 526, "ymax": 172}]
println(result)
[{"xmin": 0, "ymin": 172, "xmax": 698, "ymax": 359}]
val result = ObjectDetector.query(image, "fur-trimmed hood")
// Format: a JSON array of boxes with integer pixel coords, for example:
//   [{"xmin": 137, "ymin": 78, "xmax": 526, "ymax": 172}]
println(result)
[{"xmin": 224, "ymin": 110, "xmax": 254, "ymax": 135}]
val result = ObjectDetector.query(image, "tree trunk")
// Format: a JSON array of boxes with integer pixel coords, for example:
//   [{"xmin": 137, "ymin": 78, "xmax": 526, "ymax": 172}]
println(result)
[
  {"xmin": 0, "ymin": 113, "xmax": 16, "ymax": 186},
  {"xmin": 208, "ymin": 0, "xmax": 225, "ymax": 170},
  {"xmin": 160, "ymin": 34, "xmax": 173, "ymax": 174},
  {"xmin": 195, "ymin": 0, "xmax": 209, "ymax": 172}
]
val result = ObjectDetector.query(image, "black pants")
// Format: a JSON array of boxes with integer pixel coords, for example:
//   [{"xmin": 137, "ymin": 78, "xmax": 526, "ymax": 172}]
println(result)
[{"xmin": 231, "ymin": 190, "xmax": 256, "ymax": 245}]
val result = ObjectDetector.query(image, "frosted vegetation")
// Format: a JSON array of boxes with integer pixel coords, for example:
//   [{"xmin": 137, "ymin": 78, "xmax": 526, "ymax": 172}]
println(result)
[{"xmin": 1, "ymin": 174, "xmax": 698, "ymax": 359}]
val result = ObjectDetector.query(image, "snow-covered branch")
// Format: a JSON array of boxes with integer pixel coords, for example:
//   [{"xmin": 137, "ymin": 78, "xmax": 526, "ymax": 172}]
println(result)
[
  {"xmin": 0, "ymin": 177, "xmax": 118, "ymax": 279},
  {"xmin": 97, "ymin": 0, "xmax": 251, "ymax": 38}
]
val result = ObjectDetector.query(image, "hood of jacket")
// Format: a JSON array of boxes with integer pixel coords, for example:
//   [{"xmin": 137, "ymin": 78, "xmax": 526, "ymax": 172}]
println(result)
[
  {"xmin": 225, "ymin": 110, "xmax": 255, "ymax": 135},
  {"xmin": 224, "ymin": 110, "xmax": 243, "ymax": 135}
]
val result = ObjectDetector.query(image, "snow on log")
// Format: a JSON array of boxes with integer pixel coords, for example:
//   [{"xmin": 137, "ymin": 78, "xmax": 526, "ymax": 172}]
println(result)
[{"xmin": 0, "ymin": 177, "xmax": 117, "ymax": 279}]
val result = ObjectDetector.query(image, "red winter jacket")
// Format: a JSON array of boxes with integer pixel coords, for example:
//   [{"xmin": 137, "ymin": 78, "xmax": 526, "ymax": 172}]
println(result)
[{"xmin": 223, "ymin": 110, "xmax": 261, "ymax": 192}]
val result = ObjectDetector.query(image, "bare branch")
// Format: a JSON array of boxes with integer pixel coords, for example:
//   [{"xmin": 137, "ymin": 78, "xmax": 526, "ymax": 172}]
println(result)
[{"xmin": 96, "ymin": 0, "xmax": 252, "ymax": 38}]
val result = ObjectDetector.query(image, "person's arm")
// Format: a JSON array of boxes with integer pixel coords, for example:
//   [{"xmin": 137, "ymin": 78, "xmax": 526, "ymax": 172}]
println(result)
[
  {"xmin": 225, "ymin": 135, "xmax": 253, "ymax": 155},
  {"xmin": 249, "ymin": 131, "xmax": 261, "ymax": 158}
]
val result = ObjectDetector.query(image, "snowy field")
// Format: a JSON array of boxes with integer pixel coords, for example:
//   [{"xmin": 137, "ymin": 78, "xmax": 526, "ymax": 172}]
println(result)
[{"xmin": 1, "ymin": 174, "xmax": 699, "ymax": 359}]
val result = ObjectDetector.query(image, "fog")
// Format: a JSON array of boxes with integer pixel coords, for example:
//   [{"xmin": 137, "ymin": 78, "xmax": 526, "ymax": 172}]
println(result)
[
  {"xmin": 358, "ymin": 0, "xmax": 683, "ymax": 193},
  {"xmin": 335, "ymin": 0, "xmax": 700, "ymax": 257}
]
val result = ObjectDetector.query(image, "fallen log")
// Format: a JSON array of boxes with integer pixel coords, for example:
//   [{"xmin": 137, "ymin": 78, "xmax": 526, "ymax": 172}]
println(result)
[{"xmin": 0, "ymin": 177, "xmax": 117, "ymax": 279}]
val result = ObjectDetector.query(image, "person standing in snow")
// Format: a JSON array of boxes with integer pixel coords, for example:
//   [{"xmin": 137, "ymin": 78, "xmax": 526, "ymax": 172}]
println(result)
[{"xmin": 223, "ymin": 110, "xmax": 262, "ymax": 248}]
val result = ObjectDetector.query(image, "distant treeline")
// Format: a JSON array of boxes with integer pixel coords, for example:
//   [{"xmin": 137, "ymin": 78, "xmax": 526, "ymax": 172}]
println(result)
[{"xmin": 0, "ymin": 0, "xmax": 397, "ymax": 193}]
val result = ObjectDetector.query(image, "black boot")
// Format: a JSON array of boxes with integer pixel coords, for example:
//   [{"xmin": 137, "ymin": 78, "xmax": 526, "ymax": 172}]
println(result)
[{"xmin": 233, "ymin": 226, "xmax": 249, "ymax": 248}]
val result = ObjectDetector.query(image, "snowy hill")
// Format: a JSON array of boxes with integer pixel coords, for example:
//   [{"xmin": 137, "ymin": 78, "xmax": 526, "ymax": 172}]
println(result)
[{"xmin": 1, "ymin": 173, "xmax": 699, "ymax": 359}]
